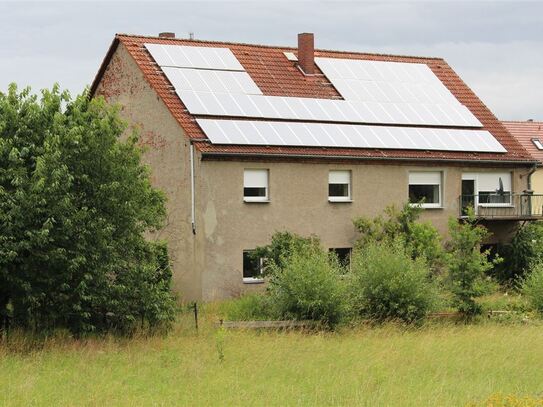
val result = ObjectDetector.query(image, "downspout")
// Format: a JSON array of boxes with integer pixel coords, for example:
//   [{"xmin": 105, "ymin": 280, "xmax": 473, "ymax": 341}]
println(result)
[
  {"xmin": 190, "ymin": 143, "xmax": 196, "ymax": 235},
  {"xmin": 526, "ymin": 164, "xmax": 537, "ymax": 192}
]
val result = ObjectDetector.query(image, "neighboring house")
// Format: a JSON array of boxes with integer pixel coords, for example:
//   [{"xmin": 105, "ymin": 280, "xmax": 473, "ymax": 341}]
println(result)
[
  {"xmin": 90, "ymin": 32, "xmax": 541, "ymax": 301},
  {"xmin": 502, "ymin": 120, "xmax": 543, "ymax": 195}
]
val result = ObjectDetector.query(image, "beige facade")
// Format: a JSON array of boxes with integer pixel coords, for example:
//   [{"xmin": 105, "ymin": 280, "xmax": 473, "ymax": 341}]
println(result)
[
  {"xmin": 95, "ymin": 43, "xmax": 532, "ymax": 301},
  {"xmin": 532, "ymin": 169, "xmax": 543, "ymax": 195}
]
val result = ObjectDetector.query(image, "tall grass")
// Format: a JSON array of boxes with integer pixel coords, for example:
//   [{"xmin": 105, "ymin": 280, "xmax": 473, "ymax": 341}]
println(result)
[{"xmin": 1, "ymin": 310, "xmax": 543, "ymax": 406}]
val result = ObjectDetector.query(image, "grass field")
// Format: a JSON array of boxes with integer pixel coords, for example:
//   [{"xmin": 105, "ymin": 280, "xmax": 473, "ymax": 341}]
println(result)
[{"xmin": 1, "ymin": 309, "xmax": 543, "ymax": 407}]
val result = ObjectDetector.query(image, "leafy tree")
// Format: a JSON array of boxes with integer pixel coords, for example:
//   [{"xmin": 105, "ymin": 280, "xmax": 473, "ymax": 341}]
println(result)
[
  {"xmin": 521, "ymin": 261, "xmax": 543, "ymax": 314},
  {"xmin": 445, "ymin": 209, "xmax": 495, "ymax": 316},
  {"xmin": 0, "ymin": 84, "xmax": 176, "ymax": 334}
]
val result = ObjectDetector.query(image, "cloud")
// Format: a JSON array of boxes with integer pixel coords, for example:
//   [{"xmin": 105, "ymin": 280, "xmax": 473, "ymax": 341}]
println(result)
[{"xmin": 0, "ymin": 1, "xmax": 542, "ymax": 120}]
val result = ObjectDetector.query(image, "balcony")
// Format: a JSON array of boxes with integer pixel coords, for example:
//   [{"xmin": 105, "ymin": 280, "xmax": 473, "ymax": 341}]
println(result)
[{"xmin": 459, "ymin": 193, "xmax": 543, "ymax": 220}]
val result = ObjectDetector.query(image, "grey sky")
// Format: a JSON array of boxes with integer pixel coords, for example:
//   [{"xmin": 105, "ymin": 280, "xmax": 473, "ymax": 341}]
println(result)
[{"xmin": 1, "ymin": 1, "xmax": 542, "ymax": 120}]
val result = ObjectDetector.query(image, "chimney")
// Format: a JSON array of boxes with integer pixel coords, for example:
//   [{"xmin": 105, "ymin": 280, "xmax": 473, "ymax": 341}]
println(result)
[
  {"xmin": 159, "ymin": 32, "xmax": 175, "ymax": 38},
  {"xmin": 298, "ymin": 33, "xmax": 315, "ymax": 75}
]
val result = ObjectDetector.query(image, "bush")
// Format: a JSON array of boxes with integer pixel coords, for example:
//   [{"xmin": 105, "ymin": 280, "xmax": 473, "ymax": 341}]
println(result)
[
  {"xmin": 219, "ymin": 293, "xmax": 276, "ymax": 321},
  {"xmin": 445, "ymin": 211, "xmax": 495, "ymax": 316},
  {"xmin": 267, "ymin": 247, "xmax": 346, "ymax": 327},
  {"xmin": 353, "ymin": 202, "xmax": 444, "ymax": 271},
  {"xmin": 252, "ymin": 231, "xmax": 320, "ymax": 275},
  {"xmin": 521, "ymin": 262, "xmax": 543, "ymax": 314},
  {"xmin": 496, "ymin": 222, "xmax": 543, "ymax": 283},
  {"xmin": 349, "ymin": 239, "xmax": 438, "ymax": 323}
]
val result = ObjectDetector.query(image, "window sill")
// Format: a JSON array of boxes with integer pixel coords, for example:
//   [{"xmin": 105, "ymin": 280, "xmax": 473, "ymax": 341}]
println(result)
[
  {"xmin": 243, "ymin": 278, "xmax": 265, "ymax": 284},
  {"xmin": 478, "ymin": 204, "xmax": 514, "ymax": 208},
  {"xmin": 328, "ymin": 198, "xmax": 353, "ymax": 203},
  {"xmin": 409, "ymin": 203, "xmax": 443, "ymax": 209},
  {"xmin": 243, "ymin": 199, "xmax": 270, "ymax": 203}
]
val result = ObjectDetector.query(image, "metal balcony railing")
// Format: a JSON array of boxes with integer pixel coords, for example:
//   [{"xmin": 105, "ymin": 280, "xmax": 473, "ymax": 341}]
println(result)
[{"xmin": 459, "ymin": 193, "xmax": 543, "ymax": 220}]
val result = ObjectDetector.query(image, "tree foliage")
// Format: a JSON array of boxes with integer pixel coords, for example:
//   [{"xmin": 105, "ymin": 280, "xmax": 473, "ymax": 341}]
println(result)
[{"xmin": 0, "ymin": 84, "xmax": 176, "ymax": 334}]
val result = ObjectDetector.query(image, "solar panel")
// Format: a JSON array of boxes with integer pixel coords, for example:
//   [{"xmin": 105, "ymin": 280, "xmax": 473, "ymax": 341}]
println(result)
[
  {"xmin": 180, "ymin": 91, "xmax": 481, "ymax": 127},
  {"xmin": 196, "ymin": 119, "xmax": 506, "ymax": 153},
  {"xmin": 162, "ymin": 67, "xmax": 262, "ymax": 94},
  {"xmin": 315, "ymin": 57, "xmax": 471, "ymax": 113},
  {"xmin": 145, "ymin": 43, "xmax": 245, "ymax": 71}
]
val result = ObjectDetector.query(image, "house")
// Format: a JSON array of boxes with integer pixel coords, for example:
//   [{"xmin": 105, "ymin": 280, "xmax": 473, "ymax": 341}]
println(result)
[
  {"xmin": 90, "ymin": 32, "xmax": 541, "ymax": 301},
  {"xmin": 502, "ymin": 120, "xmax": 543, "ymax": 195}
]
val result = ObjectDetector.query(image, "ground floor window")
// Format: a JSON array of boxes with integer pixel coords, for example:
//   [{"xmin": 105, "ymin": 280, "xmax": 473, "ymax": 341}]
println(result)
[
  {"xmin": 243, "ymin": 250, "xmax": 264, "ymax": 283},
  {"xmin": 329, "ymin": 247, "xmax": 352, "ymax": 270}
]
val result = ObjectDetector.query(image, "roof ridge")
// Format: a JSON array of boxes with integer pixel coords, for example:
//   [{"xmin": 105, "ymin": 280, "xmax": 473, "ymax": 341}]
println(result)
[
  {"xmin": 115, "ymin": 33, "xmax": 445, "ymax": 62},
  {"xmin": 502, "ymin": 120, "xmax": 543, "ymax": 124}
]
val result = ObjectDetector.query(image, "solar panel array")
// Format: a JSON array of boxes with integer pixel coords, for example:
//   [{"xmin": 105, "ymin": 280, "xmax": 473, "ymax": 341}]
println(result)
[
  {"xmin": 196, "ymin": 119, "xmax": 507, "ymax": 153},
  {"xmin": 315, "ymin": 57, "xmax": 458, "ymax": 105},
  {"xmin": 144, "ymin": 43, "xmax": 506, "ymax": 154},
  {"xmin": 180, "ymin": 90, "xmax": 480, "ymax": 127}
]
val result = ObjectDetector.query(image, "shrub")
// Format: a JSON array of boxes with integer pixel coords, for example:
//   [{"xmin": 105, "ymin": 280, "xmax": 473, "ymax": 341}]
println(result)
[
  {"xmin": 496, "ymin": 222, "xmax": 543, "ymax": 283},
  {"xmin": 521, "ymin": 262, "xmax": 543, "ymax": 314},
  {"xmin": 267, "ymin": 247, "xmax": 346, "ymax": 327},
  {"xmin": 353, "ymin": 202, "xmax": 444, "ymax": 271},
  {"xmin": 349, "ymin": 239, "xmax": 438, "ymax": 323},
  {"xmin": 252, "ymin": 231, "xmax": 320, "ymax": 274},
  {"xmin": 445, "ymin": 211, "xmax": 495, "ymax": 316}
]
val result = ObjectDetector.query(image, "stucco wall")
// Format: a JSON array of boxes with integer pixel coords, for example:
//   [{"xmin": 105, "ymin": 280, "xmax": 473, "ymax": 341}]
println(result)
[
  {"xmin": 532, "ymin": 169, "xmax": 543, "ymax": 195},
  {"xmin": 94, "ymin": 43, "xmax": 202, "ymax": 301},
  {"xmin": 197, "ymin": 160, "xmax": 529, "ymax": 300}
]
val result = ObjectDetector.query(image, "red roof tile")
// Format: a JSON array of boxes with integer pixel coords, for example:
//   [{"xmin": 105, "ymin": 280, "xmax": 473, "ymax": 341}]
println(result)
[
  {"xmin": 502, "ymin": 121, "xmax": 543, "ymax": 165},
  {"xmin": 91, "ymin": 34, "xmax": 536, "ymax": 165}
]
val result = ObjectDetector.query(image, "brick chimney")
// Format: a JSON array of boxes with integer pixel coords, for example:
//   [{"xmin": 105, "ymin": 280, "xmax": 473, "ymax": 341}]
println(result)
[
  {"xmin": 159, "ymin": 32, "xmax": 175, "ymax": 38},
  {"xmin": 298, "ymin": 33, "xmax": 314, "ymax": 75}
]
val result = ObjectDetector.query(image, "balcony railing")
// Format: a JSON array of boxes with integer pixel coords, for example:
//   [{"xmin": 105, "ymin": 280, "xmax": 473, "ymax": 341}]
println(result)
[{"xmin": 459, "ymin": 193, "xmax": 543, "ymax": 220}]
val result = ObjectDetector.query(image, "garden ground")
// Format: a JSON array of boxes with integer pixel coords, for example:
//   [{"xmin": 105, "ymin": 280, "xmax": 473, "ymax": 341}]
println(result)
[{"xmin": 2, "ymin": 302, "xmax": 543, "ymax": 407}]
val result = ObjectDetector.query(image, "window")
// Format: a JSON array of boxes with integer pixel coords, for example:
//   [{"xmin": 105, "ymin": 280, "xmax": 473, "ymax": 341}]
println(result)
[
  {"xmin": 329, "ymin": 248, "xmax": 352, "ymax": 270},
  {"xmin": 243, "ymin": 250, "xmax": 264, "ymax": 283},
  {"xmin": 329, "ymin": 170, "xmax": 351, "ymax": 201},
  {"xmin": 408, "ymin": 172, "xmax": 442, "ymax": 208},
  {"xmin": 475, "ymin": 172, "xmax": 512, "ymax": 205},
  {"xmin": 244, "ymin": 169, "xmax": 269, "ymax": 202},
  {"xmin": 532, "ymin": 138, "xmax": 543, "ymax": 150}
]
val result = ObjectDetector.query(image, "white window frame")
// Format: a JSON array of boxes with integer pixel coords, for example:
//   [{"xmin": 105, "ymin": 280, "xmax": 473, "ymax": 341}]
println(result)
[
  {"xmin": 243, "ymin": 169, "xmax": 269, "ymax": 203},
  {"xmin": 532, "ymin": 138, "xmax": 543, "ymax": 150},
  {"xmin": 462, "ymin": 172, "xmax": 513, "ymax": 208},
  {"xmin": 242, "ymin": 250, "xmax": 265, "ymax": 284},
  {"xmin": 328, "ymin": 170, "xmax": 352, "ymax": 202},
  {"xmin": 408, "ymin": 171, "xmax": 442, "ymax": 209}
]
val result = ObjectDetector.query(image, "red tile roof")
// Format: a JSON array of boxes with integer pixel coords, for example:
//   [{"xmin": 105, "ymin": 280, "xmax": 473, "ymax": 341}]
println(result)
[
  {"xmin": 91, "ymin": 34, "xmax": 536, "ymax": 165},
  {"xmin": 502, "ymin": 121, "xmax": 543, "ymax": 165}
]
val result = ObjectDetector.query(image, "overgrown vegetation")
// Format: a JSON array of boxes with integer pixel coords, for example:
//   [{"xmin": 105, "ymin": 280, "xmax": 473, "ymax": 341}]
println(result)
[
  {"xmin": 0, "ymin": 85, "xmax": 176, "ymax": 335},
  {"xmin": 446, "ymin": 210, "xmax": 497, "ymax": 316},
  {"xmin": 522, "ymin": 262, "xmax": 543, "ymax": 315},
  {"xmin": 349, "ymin": 239, "xmax": 438, "ymax": 322}
]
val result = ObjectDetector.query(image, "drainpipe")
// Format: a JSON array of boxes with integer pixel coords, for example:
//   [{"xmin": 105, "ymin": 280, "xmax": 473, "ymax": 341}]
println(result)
[
  {"xmin": 526, "ymin": 164, "xmax": 537, "ymax": 192},
  {"xmin": 190, "ymin": 143, "xmax": 196, "ymax": 235}
]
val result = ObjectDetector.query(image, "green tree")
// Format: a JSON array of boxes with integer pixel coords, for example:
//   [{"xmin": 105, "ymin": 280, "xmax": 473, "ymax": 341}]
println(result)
[{"xmin": 0, "ymin": 84, "xmax": 176, "ymax": 334}]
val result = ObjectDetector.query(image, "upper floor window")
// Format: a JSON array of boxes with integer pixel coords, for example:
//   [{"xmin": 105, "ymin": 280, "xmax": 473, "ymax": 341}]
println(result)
[
  {"xmin": 244, "ymin": 169, "xmax": 269, "ymax": 202},
  {"xmin": 470, "ymin": 172, "xmax": 512, "ymax": 205},
  {"xmin": 409, "ymin": 171, "xmax": 442, "ymax": 208},
  {"xmin": 329, "ymin": 170, "xmax": 351, "ymax": 202},
  {"xmin": 532, "ymin": 138, "xmax": 543, "ymax": 150}
]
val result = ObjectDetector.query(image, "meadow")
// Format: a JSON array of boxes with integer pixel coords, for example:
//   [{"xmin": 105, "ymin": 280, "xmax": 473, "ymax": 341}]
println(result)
[{"xmin": 2, "ymin": 306, "xmax": 543, "ymax": 407}]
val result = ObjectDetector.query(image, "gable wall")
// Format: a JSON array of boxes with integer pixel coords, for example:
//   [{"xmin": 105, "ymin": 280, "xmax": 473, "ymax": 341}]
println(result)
[{"xmin": 94, "ymin": 42, "xmax": 203, "ymax": 301}]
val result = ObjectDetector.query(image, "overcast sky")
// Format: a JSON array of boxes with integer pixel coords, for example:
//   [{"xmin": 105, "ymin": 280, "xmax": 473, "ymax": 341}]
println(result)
[{"xmin": 1, "ymin": 1, "xmax": 542, "ymax": 121}]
